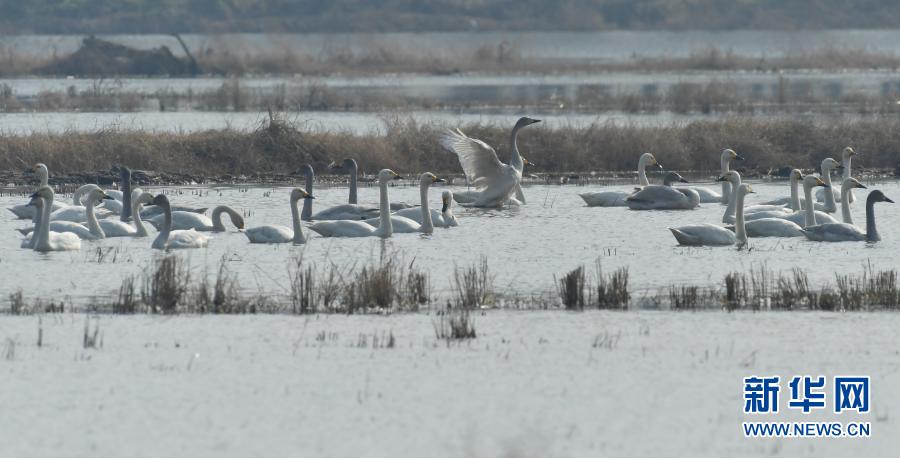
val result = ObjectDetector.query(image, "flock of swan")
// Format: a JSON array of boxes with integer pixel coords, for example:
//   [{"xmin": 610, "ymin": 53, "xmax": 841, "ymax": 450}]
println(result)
[{"xmin": 5, "ymin": 118, "xmax": 894, "ymax": 252}]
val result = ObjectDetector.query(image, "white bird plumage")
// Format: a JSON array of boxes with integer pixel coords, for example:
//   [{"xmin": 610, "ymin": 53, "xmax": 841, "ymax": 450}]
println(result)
[
  {"xmin": 24, "ymin": 187, "xmax": 81, "ymax": 252},
  {"xmin": 245, "ymin": 188, "xmax": 314, "ymax": 244},
  {"xmin": 670, "ymin": 183, "xmax": 754, "ymax": 246},
  {"xmin": 579, "ymin": 153, "xmax": 662, "ymax": 207},
  {"xmin": 625, "ymin": 172, "xmax": 700, "ymax": 210},
  {"xmin": 309, "ymin": 169, "xmax": 402, "ymax": 238},
  {"xmin": 151, "ymin": 194, "xmax": 209, "ymax": 250}
]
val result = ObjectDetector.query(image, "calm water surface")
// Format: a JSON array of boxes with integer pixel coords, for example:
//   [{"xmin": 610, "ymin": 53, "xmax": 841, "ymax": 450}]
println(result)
[{"xmin": 2, "ymin": 180, "xmax": 898, "ymax": 307}]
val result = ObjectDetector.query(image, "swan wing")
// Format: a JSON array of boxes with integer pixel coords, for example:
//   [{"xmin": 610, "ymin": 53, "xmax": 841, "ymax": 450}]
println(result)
[
  {"xmin": 245, "ymin": 225, "xmax": 293, "ymax": 244},
  {"xmin": 670, "ymin": 224, "xmax": 735, "ymax": 246},
  {"xmin": 98, "ymin": 219, "xmax": 138, "ymax": 237},
  {"xmin": 579, "ymin": 190, "xmax": 631, "ymax": 207},
  {"xmin": 167, "ymin": 229, "xmax": 209, "ymax": 249},
  {"xmin": 312, "ymin": 204, "xmax": 378, "ymax": 221},
  {"xmin": 801, "ymin": 223, "xmax": 866, "ymax": 242},
  {"xmin": 745, "ymin": 218, "xmax": 803, "ymax": 237},
  {"xmin": 440, "ymin": 129, "xmax": 505, "ymax": 189},
  {"xmin": 308, "ymin": 220, "xmax": 377, "ymax": 238}
]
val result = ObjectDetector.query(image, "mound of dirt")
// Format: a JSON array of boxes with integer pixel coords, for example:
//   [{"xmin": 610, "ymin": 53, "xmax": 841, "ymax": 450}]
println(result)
[{"xmin": 40, "ymin": 36, "xmax": 199, "ymax": 77}]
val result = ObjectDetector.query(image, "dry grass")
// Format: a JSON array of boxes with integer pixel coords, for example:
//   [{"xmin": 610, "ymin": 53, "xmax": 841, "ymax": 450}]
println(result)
[
  {"xmin": 3, "ymin": 116, "xmax": 900, "ymax": 182},
  {"xmin": 453, "ymin": 256, "xmax": 494, "ymax": 309},
  {"xmin": 433, "ymin": 306, "xmax": 477, "ymax": 340},
  {"xmin": 557, "ymin": 265, "xmax": 586, "ymax": 310}
]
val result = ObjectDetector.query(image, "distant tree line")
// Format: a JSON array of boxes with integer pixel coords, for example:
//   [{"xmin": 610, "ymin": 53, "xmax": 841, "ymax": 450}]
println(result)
[{"xmin": 1, "ymin": 0, "xmax": 899, "ymax": 33}]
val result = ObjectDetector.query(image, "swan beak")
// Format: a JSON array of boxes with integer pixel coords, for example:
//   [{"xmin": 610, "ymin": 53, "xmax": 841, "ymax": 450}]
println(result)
[
  {"xmin": 885, "ymin": 196, "xmax": 895, "ymax": 203},
  {"xmin": 433, "ymin": 177, "xmax": 446, "ymax": 183},
  {"xmin": 523, "ymin": 158, "xmax": 534, "ymax": 166},
  {"xmin": 305, "ymin": 195, "xmax": 315, "ymax": 199},
  {"xmin": 678, "ymin": 177, "xmax": 689, "ymax": 183},
  {"xmin": 715, "ymin": 175, "xmax": 728, "ymax": 182},
  {"xmin": 654, "ymin": 162, "xmax": 663, "ymax": 169},
  {"xmin": 815, "ymin": 177, "xmax": 828, "ymax": 188},
  {"xmin": 734, "ymin": 154, "xmax": 745, "ymax": 161},
  {"xmin": 530, "ymin": 119, "xmax": 542, "ymax": 125},
  {"xmin": 102, "ymin": 194, "xmax": 114, "ymax": 200},
  {"xmin": 857, "ymin": 183, "xmax": 868, "ymax": 189}
]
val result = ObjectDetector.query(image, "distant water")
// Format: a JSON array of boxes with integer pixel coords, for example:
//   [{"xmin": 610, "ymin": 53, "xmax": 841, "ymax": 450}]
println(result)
[{"xmin": 4, "ymin": 30, "xmax": 900, "ymax": 61}]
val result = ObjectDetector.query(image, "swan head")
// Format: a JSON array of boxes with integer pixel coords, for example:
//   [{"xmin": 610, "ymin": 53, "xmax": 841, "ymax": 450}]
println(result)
[
  {"xmin": 420, "ymin": 172, "xmax": 445, "ymax": 186},
  {"xmin": 821, "ymin": 157, "xmax": 840, "ymax": 172},
  {"xmin": 515, "ymin": 117, "xmax": 541, "ymax": 129},
  {"xmin": 843, "ymin": 146, "xmax": 856, "ymax": 158},
  {"xmin": 663, "ymin": 172, "xmax": 688, "ymax": 186},
  {"xmin": 301, "ymin": 164, "xmax": 314, "ymax": 178},
  {"xmin": 522, "ymin": 157, "xmax": 534, "ymax": 166},
  {"xmin": 867, "ymin": 190, "xmax": 893, "ymax": 204},
  {"xmin": 119, "ymin": 166, "xmax": 131, "ymax": 180},
  {"xmin": 723, "ymin": 149, "xmax": 744, "ymax": 161},
  {"xmin": 32, "ymin": 163, "xmax": 48, "ymax": 175},
  {"xmin": 738, "ymin": 184, "xmax": 755, "ymax": 196},
  {"xmin": 804, "ymin": 175, "xmax": 829, "ymax": 189},
  {"xmin": 329, "ymin": 158, "xmax": 358, "ymax": 171},
  {"xmin": 441, "ymin": 190, "xmax": 453, "ymax": 211},
  {"xmin": 716, "ymin": 170, "xmax": 741, "ymax": 185},
  {"xmin": 290, "ymin": 188, "xmax": 315, "ymax": 201},
  {"xmin": 843, "ymin": 178, "xmax": 867, "ymax": 190},
  {"xmin": 151, "ymin": 194, "xmax": 171, "ymax": 208},
  {"xmin": 640, "ymin": 153, "xmax": 662, "ymax": 169},
  {"xmin": 378, "ymin": 169, "xmax": 402, "ymax": 182},
  {"xmin": 790, "ymin": 169, "xmax": 804, "ymax": 182}
]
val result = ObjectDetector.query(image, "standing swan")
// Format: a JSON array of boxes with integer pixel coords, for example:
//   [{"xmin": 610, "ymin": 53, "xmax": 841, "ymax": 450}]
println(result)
[
  {"xmin": 670, "ymin": 183, "xmax": 754, "ymax": 247},
  {"xmin": 625, "ymin": 172, "xmax": 700, "ymax": 210},
  {"xmin": 578, "ymin": 153, "xmax": 662, "ymax": 207},
  {"xmin": 245, "ymin": 189, "xmax": 315, "ymax": 244},
  {"xmin": 151, "ymin": 195, "xmax": 209, "ymax": 250},
  {"xmin": 25, "ymin": 187, "xmax": 81, "ymax": 252},
  {"xmin": 441, "ymin": 117, "xmax": 540, "ymax": 208},
  {"xmin": 309, "ymin": 170, "xmax": 402, "ymax": 238},
  {"xmin": 148, "ymin": 205, "xmax": 244, "ymax": 232},
  {"xmin": 802, "ymin": 190, "xmax": 892, "ymax": 242}
]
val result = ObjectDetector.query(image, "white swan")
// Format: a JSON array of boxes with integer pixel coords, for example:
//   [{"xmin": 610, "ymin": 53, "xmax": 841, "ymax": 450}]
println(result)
[
  {"xmin": 802, "ymin": 189, "xmax": 892, "ymax": 242},
  {"xmin": 245, "ymin": 188, "xmax": 314, "ymax": 244},
  {"xmin": 151, "ymin": 194, "xmax": 209, "ymax": 250},
  {"xmin": 441, "ymin": 117, "xmax": 540, "ymax": 208},
  {"xmin": 758, "ymin": 169, "xmax": 826, "ymax": 210},
  {"xmin": 82, "ymin": 188, "xmax": 142, "ymax": 237},
  {"xmin": 579, "ymin": 153, "xmax": 662, "ymax": 207},
  {"xmin": 308, "ymin": 159, "xmax": 380, "ymax": 220},
  {"xmin": 835, "ymin": 178, "xmax": 865, "ymax": 225},
  {"xmin": 148, "ymin": 205, "xmax": 244, "ymax": 232},
  {"xmin": 690, "ymin": 148, "xmax": 744, "ymax": 204},
  {"xmin": 25, "ymin": 187, "xmax": 81, "ymax": 252},
  {"xmin": 49, "ymin": 184, "xmax": 115, "ymax": 223},
  {"xmin": 816, "ymin": 147, "xmax": 856, "ymax": 204},
  {"xmin": 670, "ymin": 183, "xmax": 753, "ymax": 247},
  {"xmin": 309, "ymin": 169, "xmax": 401, "ymax": 238},
  {"xmin": 130, "ymin": 190, "xmax": 156, "ymax": 237},
  {"xmin": 8, "ymin": 163, "xmax": 66, "ymax": 220},
  {"xmin": 365, "ymin": 172, "xmax": 445, "ymax": 234},
  {"xmin": 625, "ymin": 172, "xmax": 700, "ymax": 210},
  {"xmin": 511, "ymin": 157, "xmax": 534, "ymax": 205},
  {"xmin": 815, "ymin": 157, "xmax": 842, "ymax": 213},
  {"xmin": 395, "ymin": 189, "xmax": 459, "ymax": 228}
]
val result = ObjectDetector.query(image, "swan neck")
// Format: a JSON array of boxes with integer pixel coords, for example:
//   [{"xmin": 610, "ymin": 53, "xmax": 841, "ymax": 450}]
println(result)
[
  {"xmin": 841, "ymin": 184, "xmax": 853, "ymax": 225},
  {"xmin": 735, "ymin": 190, "xmax": 747, "ymax": 243},
  {"xmin": 866, "ymin": 198, "xmax": 879, "ymax": 242},
  {"xmin": 789, "ymin": 174, "xmax": 801, "ymax": 211},
  {"xmin": 38, "ymin": 169, "xmax": 48, "ymax": 188},
  {"xmin": 420, "ymin": 182, "xmax": 433, "ymax": 233},
  {"xmin": 822, "ymin": 170, "xmax": 836, "ymax": 211},
  {"xmin": 36, "ymin": 196, "xmax": 52, "ymax": 250},
  {"xmin": 509, "ymin": 125, "xmax": 524, "ymax": 173},
  {"xmin": 377, "ymin": 179, "xmax": 392, "ymax": 237},
  {"xmin": 843, "ymin": 156, "xmax": 852, "ymax": 180},
  {"xmin": 348, "ymin": 163, "xmax": 358, "ymax": 204},
  {"xmin": 291, "ymin": 196, "xmax": 305, "ymax": 243},
  {"xmin": 86, "ymin": 195, "xmax": 104, "ymax": 238},
  {"xmin": 133, "ymin": 198, "xmax": 148, "ymax": 237},
  {"xmin": 212, "ymin": 206, "xmax": 227, "ymax": 231},
  {"xmin": 153, "ymin": 204, "xmax": 172, "ymax": 249},
  {"xmin": 723, "ymin": 175, "xmax": 741, "ymax": 222},
  {"xmin": 803, "ymin": 183, "xmax": 816, "ymax": 227},
  {"xmin": 637, "ymin": 157, "xmax": 650, "ymax": 187},
  {"xmin": 301, "ymin": 172, "xmax": 313, "ymax": 221},
  {"xmin": 120, "ymin": 173, "xmax": 132, "ymax": 222}
]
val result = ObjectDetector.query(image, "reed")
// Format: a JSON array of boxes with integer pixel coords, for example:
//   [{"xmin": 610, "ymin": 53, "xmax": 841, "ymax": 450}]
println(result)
[{"xmin": 557, "ymin": 265, "xmax": 586, "ymax": 310}]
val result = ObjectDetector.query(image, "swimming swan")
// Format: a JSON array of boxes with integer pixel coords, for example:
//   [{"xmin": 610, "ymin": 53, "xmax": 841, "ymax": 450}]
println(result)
[
  {"xmin": 8, "ymin": 163, "xmax": 66, "ymax": 220},
  {"xmin": 309, "ymin": 169, "xmax": 402, "ymax": 238},
  {"xmin": 690, "ymin": 148, "xmax": 744, "ymax": 204},
  {"xmin": 49, "ymin": 184, "xmax": 115, "ymax": 223},
  {"xmin": 25, "ymin": 187, "xmax": 81, "ymax": 252},
  {"xmin": 151, "ymin": 194, "xmax": 209, "ymax": 250},
  {"xmin": 670, "ymin": 183, "xmax": 754, "ymax": 247},
  {"xmin": 365, "ymin": 172, "xmax": 446, "ymax": 234},
  {"xmin": 245, "ymin": 188, "xmax": 315, "ymax": 244},
  {"xmin": 441, "ymin": 117, "xmax": 540, "ymax": 208},
  {"xmin": 309, "ymin": 159, "xmax": 380, "ymax": 220},
  {"xmin": 626, "ymin": 172, "xmax": 700, "ymax": 210},
  {"xmin": 816, "ymin": 157, "xmax": 842, "ymax": 213},
  {"xmin": 759, "ymin": 169, "xmax": 826, "ymax": 211},
  {"xmin": 721, "ymin": 171, "xmax": 835, "ymax": 226},
  {"xmin": 148, "ymin": 205, "xmax": 244, "ymax": 232},
  {"xmin": 579, "ymin": 153, "xmax": 662, "ymax": 207},
  {"xmin": 802, "ymin": 189, "xmax": 892, "ymax": 242},
  {"xmin": 130, "ymin": 190, "xmax": 156, "ymax": 237}
]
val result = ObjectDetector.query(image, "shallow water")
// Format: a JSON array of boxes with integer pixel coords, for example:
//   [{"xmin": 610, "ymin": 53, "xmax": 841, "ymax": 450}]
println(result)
[{"xmin": 2, "ymin": 180, "xmax": 898, "ymax": 307}]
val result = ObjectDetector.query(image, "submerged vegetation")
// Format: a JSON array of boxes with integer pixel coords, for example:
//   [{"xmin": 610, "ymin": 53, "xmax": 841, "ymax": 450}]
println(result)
[{"xmin": 2, "ymin": 117, "xmax": 900, "ymax": 182}]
